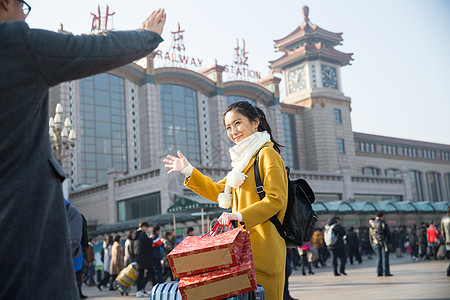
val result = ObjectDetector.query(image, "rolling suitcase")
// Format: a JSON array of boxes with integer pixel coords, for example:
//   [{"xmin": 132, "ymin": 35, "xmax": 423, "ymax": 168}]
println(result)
[
  {"xmin": 114, "ymin": 262, "xmax": 138, "ymax": 295},
  {"xmin": 151, "ymin": 282, "xmax": 182, "ymax": 300},
  {"xmin": 227, "ymin": 285, "xmax": 265, "ymax": 300},
  {"xmin": 150, "ymin": 282, "xmax": 264, "ymax": 300}
]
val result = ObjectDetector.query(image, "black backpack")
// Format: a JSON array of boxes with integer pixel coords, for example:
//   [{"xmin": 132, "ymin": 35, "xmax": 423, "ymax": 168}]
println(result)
[{"xmin": 254, "ymin": 150, "xmax": 318, "ymax": 247}]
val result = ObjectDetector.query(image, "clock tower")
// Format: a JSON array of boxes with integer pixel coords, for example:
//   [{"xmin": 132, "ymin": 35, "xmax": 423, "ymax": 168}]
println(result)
[{"xmin": 270, "ymin": 6, "xmax": 356, "ymax": 173}]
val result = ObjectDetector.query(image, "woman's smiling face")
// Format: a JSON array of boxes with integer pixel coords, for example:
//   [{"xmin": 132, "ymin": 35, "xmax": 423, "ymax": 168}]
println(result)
[{"xmin": 224, "ymin": 110, "xmax": 259, "ymax": 144}]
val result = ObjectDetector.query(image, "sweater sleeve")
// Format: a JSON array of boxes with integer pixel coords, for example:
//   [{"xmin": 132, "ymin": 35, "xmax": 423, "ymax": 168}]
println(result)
[
  {"xmin": 184, "ymin": 168, "xmax": 226, "ymax": 203},
  {"xmin": 22, "ymin": 23, "xmax": 163, "ymax": 86}
]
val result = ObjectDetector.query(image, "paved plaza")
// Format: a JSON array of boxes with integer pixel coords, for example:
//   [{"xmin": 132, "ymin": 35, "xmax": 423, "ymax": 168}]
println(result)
[{"xmin": 80, "ymin": 255, "xmax": 450, "ymax": 300}]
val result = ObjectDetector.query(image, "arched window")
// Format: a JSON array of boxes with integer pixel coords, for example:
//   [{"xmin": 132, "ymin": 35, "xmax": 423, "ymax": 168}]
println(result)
[
  {"xmin": 79, "ymin": 73, "xmax": 127, "ymax": 184},
  {"xmin": 160, "ymin": 84, "xmax": 201, "ymax": 165}
]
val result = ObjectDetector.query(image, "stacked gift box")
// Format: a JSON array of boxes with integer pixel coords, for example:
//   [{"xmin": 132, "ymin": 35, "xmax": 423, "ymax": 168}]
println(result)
[{"xmin": 167, "ymin": 226, "xmax": 257, "ymax": 300}]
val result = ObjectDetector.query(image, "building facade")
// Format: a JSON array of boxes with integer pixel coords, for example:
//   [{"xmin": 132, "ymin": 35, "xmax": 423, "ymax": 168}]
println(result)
[{"xmin": 50, "ymin": 7, "xmax": 450, "ymax": 233}]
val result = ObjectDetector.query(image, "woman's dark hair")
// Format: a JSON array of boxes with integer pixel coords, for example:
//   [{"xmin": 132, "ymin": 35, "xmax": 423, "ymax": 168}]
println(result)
[
  {"xmin": 106, "ymin": 235, "xmax": 114, "ymax": 245},
  {"xmin": 152, "ymin": 225, "xmax": 160, "ymax": 234},
  {"xmin": 222, "ymin": 101, "xmax": 283, "ymax": 153},
  {"xmin": 126, "ymin": 230, "xmax": 133, "ymax": 240},
  {"xmin": 114, "ymin": 235, "xmax": 121, "ymax": 243},
  {"xmin": 186, "ymin": 226, "xmax": 194, "ymax": 235},
  {"xmin": 164, "ymin": 230, "xmax": 173, "ymax": 239}
]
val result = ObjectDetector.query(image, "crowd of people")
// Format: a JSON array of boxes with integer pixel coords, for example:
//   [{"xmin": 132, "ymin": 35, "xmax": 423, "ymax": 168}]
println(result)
[
  {"xmin": 75, "ymin": 207, "xmax": 450, "ymax": 299},
  {"xmin": 283, "ymin": 209, "xmax": 450, "ymax": 292},
  {"xmin": 83, "ymin": 223, "xmax": 190, "ymax": 298}
]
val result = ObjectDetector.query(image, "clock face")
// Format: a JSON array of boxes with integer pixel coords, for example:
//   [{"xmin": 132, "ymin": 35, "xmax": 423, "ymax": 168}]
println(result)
[
  {"xmin": 321, "ymin": 65, "xmax": 338, "ymax": 89},
  {"xmin": 288, "ymin": 66, "xmax": 306, "ymax": 93}
]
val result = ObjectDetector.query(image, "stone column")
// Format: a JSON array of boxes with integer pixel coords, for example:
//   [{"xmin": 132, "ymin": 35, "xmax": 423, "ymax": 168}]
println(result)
[
  {"xmin": 400, "ymin": 167, "xmax": 413, "ymax": 201},
  {"xmin": 340, "ymin": 165, "xmax": 354, "ymax": 201},
  {"xmin": 107, "ymin": 169, "xmax": 123, "ymax": 224}
]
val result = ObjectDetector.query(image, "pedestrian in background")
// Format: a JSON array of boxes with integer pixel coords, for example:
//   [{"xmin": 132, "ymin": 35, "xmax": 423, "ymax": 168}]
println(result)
[
  {"xmin": 347, "ymin": 226, "xmax": 362, "ymax": 264},
  {"xmin": 151, "ymin": 225, "xmax": 164, "ymax": 284},
  {"xmin": 97, "ymin": 235, "xmax": 113, "ymax": 290},
  {"xmin": 134, "ymin": 221, "xmax": 156, "ymax": 298},
  {"xmin": 124, "ymin": 231, "xmax": 135, "ymax": 266},
  {"xmin": 283, "ymin": 248, "xmax": 298, "ymax": 300},
  {"xmin": 162, "ymin": 230, "xmax": 177, "ymax": 281},
  {"xmin": 300, "ymin": 242, "xmax": 314, "ymax": 275},
  {"xmin": 440, "ymin": 207, "xmax": 450, "ymax": 276},
  {"xmin": 370, "ymin": 212, "xmax": 393, "ymax": 277},
  {"xmin": 186, "ymin": 226, "xmax": 195, "ymax": 237},
  {"xmin": 359, "ymin": 227, "xmax": 372, "ymax": 259},
  {"xmin": 85, "ymin": 237, "xmax": 96, "ymax": 286},
  {"xmin": 0, "ymin": 3, "xmax": 165, "ymax": 298},
  {"xmin": 65, "ymin": 200, "xmax": 88, "ymax": 299},
  {"xmin": 110, "ymin": 235, "xmax": 124, "ymax": 290},
  {"xmin": 327, "ymin": 216, "xmax": 347, "ymax": 276},
  {"xmin": 427, "ymin": 221, "xmax": 440, "ymax": 259},
  {"xmin": 409, "ymin": 224, "xmax": 419, "ymax": 261},
  {"xmin": 399, "ymin": 226, "xmax": 407, "ymax": 255},
  {"xmin": 416, "ymin": 222, "xmax": 429, "ymax": 260},
  {"xmin": 311, "ymin": 228, "xmax": 326, "ymax": 267},
  {"xmin": 392, "ymin": 227, "xmax": 403, "ymax": 258}
]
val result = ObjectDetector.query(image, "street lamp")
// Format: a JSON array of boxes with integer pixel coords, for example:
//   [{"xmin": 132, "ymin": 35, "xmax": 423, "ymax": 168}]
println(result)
[{"xmin": 49, "ymin": 103, "xmax": 76, "ymax": 164}]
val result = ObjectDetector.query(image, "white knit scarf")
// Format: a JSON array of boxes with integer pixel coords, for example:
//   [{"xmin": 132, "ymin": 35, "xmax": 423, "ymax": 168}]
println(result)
[{"xmin": 218, "ymin": 131, "xmax": 271, "ymax": 209}]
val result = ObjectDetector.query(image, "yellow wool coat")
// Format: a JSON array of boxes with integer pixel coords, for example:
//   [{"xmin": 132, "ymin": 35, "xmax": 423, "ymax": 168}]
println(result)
[{"xmin": 185, "ymin": 142, "xmax": 288, "ymax": 300}]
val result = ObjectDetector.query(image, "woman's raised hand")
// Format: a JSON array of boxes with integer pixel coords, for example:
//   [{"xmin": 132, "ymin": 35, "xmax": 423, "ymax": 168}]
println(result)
[
  {"xmin": 140, "ymin": 8, "xmax": 166, "ymax": 35},
  {"xmin": 164, "ymin": 150, "xmax": 190, "ymax": 174}
]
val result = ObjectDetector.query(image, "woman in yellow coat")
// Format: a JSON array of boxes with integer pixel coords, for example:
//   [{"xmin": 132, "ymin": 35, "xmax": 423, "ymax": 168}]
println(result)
[{"xmin": 164, "ymin": 101, "xmax": 288, "ymax": 299}]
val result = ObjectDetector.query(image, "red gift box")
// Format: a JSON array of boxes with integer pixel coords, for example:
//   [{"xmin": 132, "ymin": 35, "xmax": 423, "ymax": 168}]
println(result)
[
  {"xmin": 178, "ymin": 231, "xmax": 257, "ymax": 300},
  {"xmin": 168, "ymin": 225, "xmax": 247, "ymax": 278}
]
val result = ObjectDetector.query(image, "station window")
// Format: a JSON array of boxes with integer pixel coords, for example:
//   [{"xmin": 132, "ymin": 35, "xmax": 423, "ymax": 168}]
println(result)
[
  {"xmin": 334, "ymin": 109, "xmax": 342, "ymax": 123},
  {"xmin": 337, "ymin": 139, "xmax": 345, "ymax": 153}
]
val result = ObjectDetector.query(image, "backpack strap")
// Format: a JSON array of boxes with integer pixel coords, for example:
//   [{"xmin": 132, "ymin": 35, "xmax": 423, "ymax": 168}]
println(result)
[{"xmin": 254, "ymin": 148, "xmax": 286, "ymax": 238}]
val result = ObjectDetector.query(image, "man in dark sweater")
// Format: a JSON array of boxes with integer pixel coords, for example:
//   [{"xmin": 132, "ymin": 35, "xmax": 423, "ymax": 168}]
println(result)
[{"xmin": 0, "ymin": 2, "xmax": 165, "ymax": 298}]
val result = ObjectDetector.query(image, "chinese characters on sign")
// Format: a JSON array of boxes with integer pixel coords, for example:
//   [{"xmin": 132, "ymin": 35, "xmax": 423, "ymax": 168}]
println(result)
[
  {"xmin": 90, "ymin": 5, "xmax": 115, "ymax": 32},
  {"xmin": 154, "ymin": 23, "xmax": 203, "ymax": 69},
  {"xmin": 224, "ymin": 39, "xmax": 261, "ymax": 80},
  {"xmin": 171, "ymin": 23, "xmax": 186, "ymax": 52},
  {"xmin": 148, "ymin": 23, "xmax": 262, "ymax": 80}
]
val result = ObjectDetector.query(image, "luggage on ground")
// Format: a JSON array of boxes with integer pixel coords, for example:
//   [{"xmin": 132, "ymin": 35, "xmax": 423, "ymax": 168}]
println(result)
[
  {"xmin": 114, "ymin": 262, "xmax": 138, "ymax": 295},
  {"xmin": 150, "ymin": 282, "xmax": 264, "ymax": 300},
  {"xmin": 150, "ymin": 282, "xmax": 182, "ymax": 300}
]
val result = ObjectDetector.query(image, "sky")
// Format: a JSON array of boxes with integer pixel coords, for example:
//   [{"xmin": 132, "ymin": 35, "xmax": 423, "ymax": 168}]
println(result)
[{"xmin": 26, "ymin": 0, "xmax": 450, "ymax": 145}]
